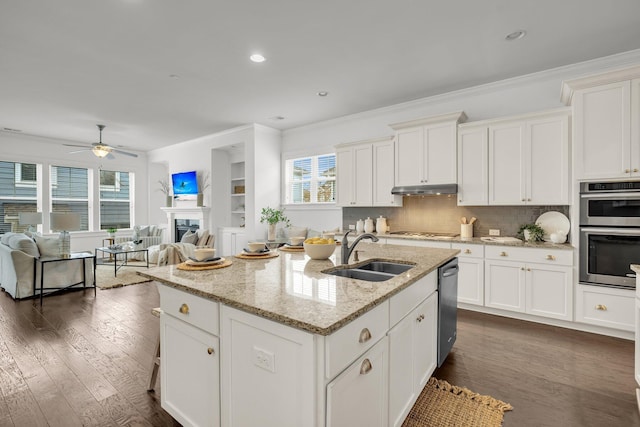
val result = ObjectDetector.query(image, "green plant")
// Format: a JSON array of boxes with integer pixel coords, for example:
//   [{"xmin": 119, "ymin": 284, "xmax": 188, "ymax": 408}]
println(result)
[
  {"xmin": 260, "ymin": 206, "xmax": 290, "ymax": 226},
  {"xmin": 106, "ymin": 227, "xmax": 117, "ymax": 234},
  {"xmin": 517, "ymin": 223, "xmax": 545, "ymax": 242}
]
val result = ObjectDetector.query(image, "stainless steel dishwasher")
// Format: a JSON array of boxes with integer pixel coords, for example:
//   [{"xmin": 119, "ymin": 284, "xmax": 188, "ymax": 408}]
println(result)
[{"xmin": 438, "ymin": 257, "xmax": 459, "ymax": 367}]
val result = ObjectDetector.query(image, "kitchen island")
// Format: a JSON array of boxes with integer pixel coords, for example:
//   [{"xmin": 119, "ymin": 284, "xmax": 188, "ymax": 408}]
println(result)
[{"xmin": 139, "ymin": 242, "xmax": 458, "ymax": 427}]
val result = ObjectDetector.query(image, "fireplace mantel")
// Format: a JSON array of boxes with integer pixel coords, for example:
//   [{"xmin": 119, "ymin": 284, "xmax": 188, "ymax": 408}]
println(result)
[{"xmin": 161, "ymin": 207, "xmax": 210, "ymax": 243}]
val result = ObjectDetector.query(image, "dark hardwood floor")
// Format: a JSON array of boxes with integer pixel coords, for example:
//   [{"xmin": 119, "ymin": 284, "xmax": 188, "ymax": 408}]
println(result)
[{"xmin": 0, "ymin": 282, "xmax": 638, "ymax": 426}]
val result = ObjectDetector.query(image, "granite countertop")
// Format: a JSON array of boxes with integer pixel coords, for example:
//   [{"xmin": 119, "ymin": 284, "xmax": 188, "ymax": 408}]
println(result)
[
  {"xmin": 138, "ymin": 243, "xmax": 458, "ymax": 336},
  {"xmin": 338, "ymin": 232, "xmax": 574, "ymax": 250}
]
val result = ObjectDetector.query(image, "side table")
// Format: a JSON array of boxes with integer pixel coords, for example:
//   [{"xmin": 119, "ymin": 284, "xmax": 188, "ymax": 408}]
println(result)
[{"xmin": 34, "ymin": 252, "xmax": 96, "ymax": 306}]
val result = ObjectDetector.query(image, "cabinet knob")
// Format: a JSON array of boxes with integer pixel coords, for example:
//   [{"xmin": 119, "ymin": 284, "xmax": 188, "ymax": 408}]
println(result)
[
  {"xmin": 358, "ymin": 328, "xmax": 372, "ymax": 343},
  {"xmin": 527, "ymin": 268, "xmax": 531, "ymax": 272},
  {"xmin": 521, "ymin": 198, "xmax": 526, "ymax": 202},
  {"xmin": 521, "ymin": 267, "xmax": 525, "ymax": 271},
  {"xmin": 207, "ymin": 347, "xmax": 215, "ymax": 355},
  {"xmin": 416, "ymin": 314, "xmax": 425, "ymax": 322},
  {"xmin": 527, "ymin": 198, "xmax": 531, "ymax": 202},
  {"xmin": 595, "ymin": 304, "xmax": 607, "ymax": 311},
  {"xmin": 634, "ymin": 169, "xmax": 639, "ymax": 173},
  {"xmin": 360, "ymin": 359, "xmax": 373, "ymax": 375},
  {"xmin": 500, "ymin": 251, "xmax": 507, "ymax": 257},
  {"xmin": 179, "ymin": 303, "xmax": 189, "ymax": 315},
  {"xmin": 625, "ymin": 169, "xmax": 631, "ymax": 173},
  {"xmin": 464, "ymin": 249, "xmax": 471, "ymax": 254},
  {"xmin": 459, "ymin": 199, "xmax": 462, "ymax": 203},
  {"xmin": 546, "ymin": 255, "xmax": 555, "ymax": 261}
]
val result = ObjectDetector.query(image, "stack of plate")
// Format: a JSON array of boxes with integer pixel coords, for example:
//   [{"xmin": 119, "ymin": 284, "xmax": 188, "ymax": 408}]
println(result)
[{"xmin": 535, "ymin": 211, "xmax": 570, "ymax": 242}]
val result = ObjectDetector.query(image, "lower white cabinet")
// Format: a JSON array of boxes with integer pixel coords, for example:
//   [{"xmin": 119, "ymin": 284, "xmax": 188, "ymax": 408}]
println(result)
[
  {"xmin": 327, "ymin": 337, "xmax": 389, "ymax": 427},
  {"xmin": 576, "ymin": 284, "xmax": 635, "ymax": 331},
  {"xmin": 452, "ymin": 243, "xmax": 484, "ymax": 306},
  {"xmin": 388, "ymin": 293, "xmax": 437, "ymax": 427},
  {"xmin": 485, "ymin": 259, "xmax": 526, "ymax": 312},
  {"xmin": 160, "ymin": 314, "xmax": 220, "ymax": 427},
  {"xmin": 219, "ymin": 227, "xmax": 246, "ymax": 256}
]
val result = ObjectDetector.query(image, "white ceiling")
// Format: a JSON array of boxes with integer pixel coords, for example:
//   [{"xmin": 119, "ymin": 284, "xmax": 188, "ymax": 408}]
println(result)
[{"xmin": 2, "ymin": 0, "xmax": 640, "ymax": 153}]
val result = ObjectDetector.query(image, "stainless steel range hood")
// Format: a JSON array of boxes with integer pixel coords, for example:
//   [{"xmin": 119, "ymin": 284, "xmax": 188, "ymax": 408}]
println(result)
[{"xmin": 391, "ymin": 184, "xmax": 457, "ymax": 195}]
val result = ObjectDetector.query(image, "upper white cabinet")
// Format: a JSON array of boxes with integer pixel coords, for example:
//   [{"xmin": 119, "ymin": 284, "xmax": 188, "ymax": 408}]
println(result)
[
  {"xmin": 457, "ymin": 108, "xmax": 570, "ymax": 206},
  {"xmin": 390, "ymin": 112, "xmax": 467, "ymax": 187},
  {"xmin": 335, "ymin": 137, "xmax": 402, "ymax": 207},
  {"xmin": 562, "ymin": 67, "xmax": 640, "ymax": 180}
]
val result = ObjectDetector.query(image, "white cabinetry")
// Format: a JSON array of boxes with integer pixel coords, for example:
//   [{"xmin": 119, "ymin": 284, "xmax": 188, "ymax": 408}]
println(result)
[
  {"xmin": 219, "ymin": 227, "xmax": 246, "ymax": 256},
  {"xmin": 158, "ymin": 285, "xmax": 220, "ymax": 427},
  {"xmin": 484, "ymin": 246, "xmax": 573, "ymax": 320},
  {"xmin": 561, "ymin": 66, "xmax": 640, "ymax": 180},
  {"xmin": 390, "ymin": 112, "xmax": 466, "ymax": 187},
  {"xmin": 457, "ymin": 108, "xmax": 570, "ymax": 206},
  {"xmin": 384, "ymin": 238, "xmax": 451, "ymax": 249},
  {"xmin": 335, "ymin": 137, "xmax": 402, "ymax": 207},
  {"xmin": 452, "ymin": 242, "xmax": 484, "ymax": 306},
  {"xmin": 576, "ymin": 284, "xmax": 635, "ymax": 331}
]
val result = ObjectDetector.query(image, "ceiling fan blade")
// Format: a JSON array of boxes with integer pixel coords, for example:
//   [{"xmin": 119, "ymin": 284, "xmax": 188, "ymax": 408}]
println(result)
[
  {"xmin": 106, "ymin": 152, "xmax": 116, "ymax": 160},
  {"xmin": 68, "ymin": 148, "xmax": 91, "ymax": 154},
  {"xmin": 64, "ymin": 143, "xmax": 92, "ymax": 148},
  {"xmin": 112, "ymin": 148, "xmax": 138, "ymax": 158}
]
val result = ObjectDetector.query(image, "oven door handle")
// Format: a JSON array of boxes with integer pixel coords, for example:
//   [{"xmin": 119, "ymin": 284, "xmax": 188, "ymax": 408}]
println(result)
[
  {"xmin": 581, "ymin": 192, "xmax": 640, "ymax": 199},
  {"xmin": 580, "ymin": 227, "xmax": 640, "ymax": 235},
  {"xmin": 626, "ymin": 273, "xmax": 637, "ymax": 278}
]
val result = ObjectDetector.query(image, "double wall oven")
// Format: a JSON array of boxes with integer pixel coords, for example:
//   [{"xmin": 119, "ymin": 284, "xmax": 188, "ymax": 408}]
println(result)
[{"xmin": 580, "ymin": 181, "xmax": 640, "ymax": 289}]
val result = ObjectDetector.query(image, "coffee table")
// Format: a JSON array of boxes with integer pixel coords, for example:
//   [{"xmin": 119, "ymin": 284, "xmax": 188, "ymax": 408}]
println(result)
[{"xmin": 95, "ymin": 246, "xmax": 149, "ymax": 276}]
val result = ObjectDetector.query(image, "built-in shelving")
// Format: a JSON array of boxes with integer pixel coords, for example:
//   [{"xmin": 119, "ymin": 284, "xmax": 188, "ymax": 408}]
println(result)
[{"xmin": 230, "ymin": 161, "xmax": 245, "ymax": 227}]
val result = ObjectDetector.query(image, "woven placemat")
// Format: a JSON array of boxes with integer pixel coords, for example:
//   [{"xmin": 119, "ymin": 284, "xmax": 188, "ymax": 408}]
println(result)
[
  {"xmin": 402, "ymin": 377, "xmax": 512, "ymax": 427},
  {"xmin": 234, "ymin": 251, "xmax": 279, "ymax": 260},
  {"xmin": 279, "ymin": 246, "xmax": 305, "ymax": 253},
  {"xmin": 177, "ymin": 259, "xmax": 233, "ymax": 271}
]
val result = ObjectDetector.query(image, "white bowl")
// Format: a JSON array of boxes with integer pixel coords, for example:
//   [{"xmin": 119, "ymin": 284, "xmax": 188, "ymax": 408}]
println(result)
[
  {"xmin": 289, "ymin": 236, "xmax": 305, "ymax": 246},
  {"xmin": 303, "ymin": 242, "xmax": 336, "ymax": 260},
  {"xmin": 193, "ymin": 247, "xmax": 216, "ymax": 261},
  {"xmin": 247, "ymin": 242, "xmax": 266, "ymax": 252}
]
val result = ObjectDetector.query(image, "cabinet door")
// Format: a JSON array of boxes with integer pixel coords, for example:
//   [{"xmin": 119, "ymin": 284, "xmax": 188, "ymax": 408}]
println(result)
[
  {"xmin": 526, "ymin": 115, "xmax": 570, "ymax": 205},
  {"xmin": 574, "ymin": 81, "xmax": 631, "ymax": 179},
  {"xmin": 395, "ymin": 127, "xmax": 423, "ymax": 186},
  {"xmin": 161, "ymin": 315, "xmax": 220, "ymax": 427},
  {"xmin": 220, "ymin": 230, "xmax": 232, "ymax": 256},
  {"xmin": 353, "ymin": 144, "xmax": 373, "ymax": 206},
  {"xmin": 632, "ymin": 78, "xmax": 640, "ymax": 177},
  {"xmin": 457, "ymin": 127, "xmax": 488, "ymax": 206},
  {"xmin": 327, "ymin": 337, "xmax": 389, "ymax": 427},
  {"xmin": 373, "ymin": 140, "xmax": 402, "ymax": 206},
  {"xmin": 388, "ymin": 312, "xmax": 415, "ymax": 427},
  {"xmin": 233, "ymin": 232, "xmax": 246, "ymax": 255},
  {"xmin": 484, "ymin": 259, "xmax": 525, "ymax": 312},
  {"xmin": 457, "ymin": 257, "xmax": 484, "ymax": 306},
  {"xmin": 424, "ymin": 122, "xmax": 457, "ymax": 184},
  {"xmin": 336, "ymin": 147, "xmax": 354, "ymax": 206},
  {"xmin": 526, "ymin": 263, "xmax": 572, "ymax": 321},
  {"xmin": 488, "ymin": 122, "xmax": 525, "ymax": 205},
  {"xmin": 413, "ymin": 293, "xmax": 437, "ymax": 391}
]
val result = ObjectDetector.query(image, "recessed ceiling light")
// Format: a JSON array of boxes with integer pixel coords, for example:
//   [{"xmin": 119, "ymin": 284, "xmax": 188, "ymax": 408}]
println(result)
[
  {"xmin": 169, "ymin": 74, "xmax": 180, "ymax": 79},
  {"xmin": 317, "ymin": 91, "xmax": 329, "ymax": 97},
  {"xmin": 250, "ymin": 54, "xmax": 266, "ymax": 63},
  {"xmin": 505, "ymin": 30, "xmax": 526, "ymax": 41}
]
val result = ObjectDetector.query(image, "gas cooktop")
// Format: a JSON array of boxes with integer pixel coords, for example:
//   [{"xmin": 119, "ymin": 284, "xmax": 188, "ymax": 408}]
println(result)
[{"xmin": 389, "ymin": 231, "xmax": 459, "ymax": 239}]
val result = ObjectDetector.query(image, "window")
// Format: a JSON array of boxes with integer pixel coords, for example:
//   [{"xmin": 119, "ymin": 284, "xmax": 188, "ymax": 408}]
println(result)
[
  {"xmin": 285, "ymin": 154, "xmax": 336, "ymax": 204},
  {"xmin": 0, "ymin": 161, "xmax": 39, "ymax": 233},
  {"xmin": 99, "ymin": 169, "xmax": 132, "ymax": 230},
  {"xmin": 50, "ymin": 165, "xmax": 89, "ymax": 231}
]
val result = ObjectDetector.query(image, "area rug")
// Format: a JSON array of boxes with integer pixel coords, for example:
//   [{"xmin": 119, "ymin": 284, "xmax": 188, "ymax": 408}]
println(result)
[
  {"xmin": 402, "ymin": 377, "xmax": 513, "ymax": 427},
  {"xmin": 95, "ymin": 264, "xmax": 151, "ymax": 289}
]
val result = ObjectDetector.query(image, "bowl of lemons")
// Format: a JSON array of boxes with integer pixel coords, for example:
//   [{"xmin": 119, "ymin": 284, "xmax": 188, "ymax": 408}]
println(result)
[{"xmin": 303, "ymin": 236, "xmax": 337, "ymax": 260}]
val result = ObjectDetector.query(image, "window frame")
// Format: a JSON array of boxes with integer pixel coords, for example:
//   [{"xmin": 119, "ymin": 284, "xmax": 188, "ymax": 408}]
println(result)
[{"xmin": 283, "ymin": 153, "xmax": 336, "ymax": 205}]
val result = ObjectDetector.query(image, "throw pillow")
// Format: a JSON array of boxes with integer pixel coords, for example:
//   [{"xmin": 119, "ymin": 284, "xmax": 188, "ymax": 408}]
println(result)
[
  {"xmin": 1, "ymin": 232, "xmax": 16, "ymax": 245},
  {"xmin": 180, "ymin": 230, "xmax": 198, "ymax": 245},
  {"xmin": 8, "ymin": 234, "xmax": 40, "ymax": 258},
  {"xmin": 34, "ymin": 235, "xmax": 60, "ymax": 257},
  {"xmin": 196, "ymin": 229, "xmax": 210, "ymax": 247},
  {"xmin": 138, "ymin": 225, "xmax": 150, "ymax": 237}
]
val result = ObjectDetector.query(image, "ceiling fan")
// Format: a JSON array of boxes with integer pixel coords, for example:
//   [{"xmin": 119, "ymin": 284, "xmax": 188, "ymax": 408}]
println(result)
[{"xmin": 64, "ymin": 124, "xmax": 138, "ymax": 158}]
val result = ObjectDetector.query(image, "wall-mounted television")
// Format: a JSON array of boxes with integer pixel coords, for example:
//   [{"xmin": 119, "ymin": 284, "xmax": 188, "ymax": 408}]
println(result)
[{"xmin": 172, "ymin": 170, "xmax": 199, "ymax": 200}]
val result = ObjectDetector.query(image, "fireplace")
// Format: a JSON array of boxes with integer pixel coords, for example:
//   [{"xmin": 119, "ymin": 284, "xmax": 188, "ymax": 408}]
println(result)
[
  {"xmin": 175, "ymin": 219, "xmax": 199, "ymax": 242},
  {"xmin": 160, "ymin": 207, "xmax": 210, "ymax": 244}
]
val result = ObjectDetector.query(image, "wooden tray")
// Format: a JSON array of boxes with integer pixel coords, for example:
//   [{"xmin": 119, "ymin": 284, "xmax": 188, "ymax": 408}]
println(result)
[
  {"xmin": 177, "ymin": 259, "xmax": 233, "ymax": 271},
  {"xmin": 234, "ymin": 251, "xmax": 279, "ymax": 260}
]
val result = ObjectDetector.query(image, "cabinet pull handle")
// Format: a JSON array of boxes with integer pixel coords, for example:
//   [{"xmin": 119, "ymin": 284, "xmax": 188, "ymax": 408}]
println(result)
[
  {"xmin": 360, "ymin": 359, "xmax": 373, "ymax": 375},
  {"xmin": 464, "ymin": 249, "xmax": 471, "ymax": 254},
  {"xmin": 546, "ymin": 255, "xmax": 555, "ymax": 261},
  {"xmin": 207, "ymin": 347, "xmax": 215, "ymax": 355},
  {"xmin": 625, "ymin": 169, "xmax": 631, "ymax": 173},
  {"xmin": 634, "ymin": 169, "xmax": 639, "ymax": 173},
  {"xmin": 521, "ymin": 198, "xmax": 526, "ymax": 202},
  {"xmin": 179, "ymin": 303, "xmax": 189, "ymax": 315},
  {"xmin": 416, "ymin": 314, "xmax": 425, "ymax": 322},
  {"xmin": 500, "ymin": 251, "xmax": 507, "ymax": 257},
  {"xmin": 595, "ymin": 304, "xmax": 607, "ymax": 311},
  {"xmin": 359, "ymin": 328, "xmax": 372, "ymax": 343}
]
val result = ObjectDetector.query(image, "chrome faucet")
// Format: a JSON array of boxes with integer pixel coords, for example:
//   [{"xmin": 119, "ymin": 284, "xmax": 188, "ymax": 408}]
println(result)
[{"xmin": 341, "ymin": 230, "xmax": 379, "ymax": 264}]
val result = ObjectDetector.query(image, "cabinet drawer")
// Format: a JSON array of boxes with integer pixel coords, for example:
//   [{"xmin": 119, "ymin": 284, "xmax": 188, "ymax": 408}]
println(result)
[
  {"xmin": 576, "ymin": 285, "xmax": 634, "ymax": 331},
  {"xmin": 385, "ymin": 238, "xmax": 451, "ymax": 249},
  {"xmin": 451, "ymin": 242, "xmax": 484, "ymax": 259},
  {"xmin": 158, "ymin": 284, "xmax": 220, "ymax": 335},
  {"xmin": 484, "ymin": 245, "xmax": 572, "ymax": 265},
  {"xmin": 325, "ymin": 301, "xmax": 389, "ymax": 380},
  {"xmin": 389, "ymin": 272, "xmax": 436, "ymax": 325}
]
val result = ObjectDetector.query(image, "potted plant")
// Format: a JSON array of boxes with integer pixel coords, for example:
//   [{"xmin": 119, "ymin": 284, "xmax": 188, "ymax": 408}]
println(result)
[
  {"xmin": 158, "ymin": 179, "xmax": 172, "ymax": 207},
  {"xmin": 106, "ymin": 227, "xmax": 117, "ymax": 238},
  {"xmin": 260, "ymin": 206, "xmax": 290, "ymax": 241},
  {"xmin": 517, "ymin": 223, "xmax": 545, "ymax": 242}
]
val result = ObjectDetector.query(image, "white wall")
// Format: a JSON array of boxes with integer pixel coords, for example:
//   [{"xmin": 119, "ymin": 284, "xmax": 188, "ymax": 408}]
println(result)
[{"xmin": 1, "ymin": 131, "xmax": 148, "ymax": 252}]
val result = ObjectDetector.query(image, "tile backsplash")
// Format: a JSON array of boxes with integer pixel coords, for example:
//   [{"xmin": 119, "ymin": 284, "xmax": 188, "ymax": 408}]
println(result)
[{"xmin": 343, "ymin": 195, "xmax": 571, "ymax": 239}]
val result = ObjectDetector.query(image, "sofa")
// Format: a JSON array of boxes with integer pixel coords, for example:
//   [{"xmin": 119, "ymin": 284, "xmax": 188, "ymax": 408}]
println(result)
[
  {"xmin": 147, "ymin": 229, "xmax": 215, "ymax": 266},
  {"xmin": 0, "ymin": 232, "xmax": 94, "ymax": 300},
  {"xmin": 115, "ymin": 225, "xmax": 164, "ymax": 249}
]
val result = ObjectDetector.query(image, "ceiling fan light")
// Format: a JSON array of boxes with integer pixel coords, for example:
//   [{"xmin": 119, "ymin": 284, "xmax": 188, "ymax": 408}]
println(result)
[{"xmin": 92, "ymin": 145, "xmax": 111, "ymax": 158}]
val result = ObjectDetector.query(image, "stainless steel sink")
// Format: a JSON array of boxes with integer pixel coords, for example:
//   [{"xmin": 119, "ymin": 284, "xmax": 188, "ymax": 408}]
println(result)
[{"xmin": 324, "ymin": 260, "xmax": 415, "ymax": 282}]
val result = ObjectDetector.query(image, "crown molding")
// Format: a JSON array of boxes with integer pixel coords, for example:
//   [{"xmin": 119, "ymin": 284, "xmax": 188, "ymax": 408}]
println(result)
[
  {"xmin": 389, "ymin": 111, "xmax": 467, "ymax": 130},
  {"xmin": 560, "ymin": 64, "xmax": 640, "ymax": 105}
]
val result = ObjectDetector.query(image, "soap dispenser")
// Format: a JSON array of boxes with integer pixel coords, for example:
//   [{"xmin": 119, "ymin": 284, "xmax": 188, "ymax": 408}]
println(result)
[{"xmin": 364, "ymin": 217, "xmax": 375, "ymax": 233}]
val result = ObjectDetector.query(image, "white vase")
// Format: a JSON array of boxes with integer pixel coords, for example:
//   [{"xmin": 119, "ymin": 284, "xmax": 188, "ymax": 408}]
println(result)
[
  {"xmin": 268, "ymin": 223, "xmax": 276, "ymax": 241},
  {"xmin": 165, "ymin": 195, "xmax": 173, "ymax": 207},
  {"xmin": 197, "ymin": 193, "xmax": 204, "ymax": 207}
]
